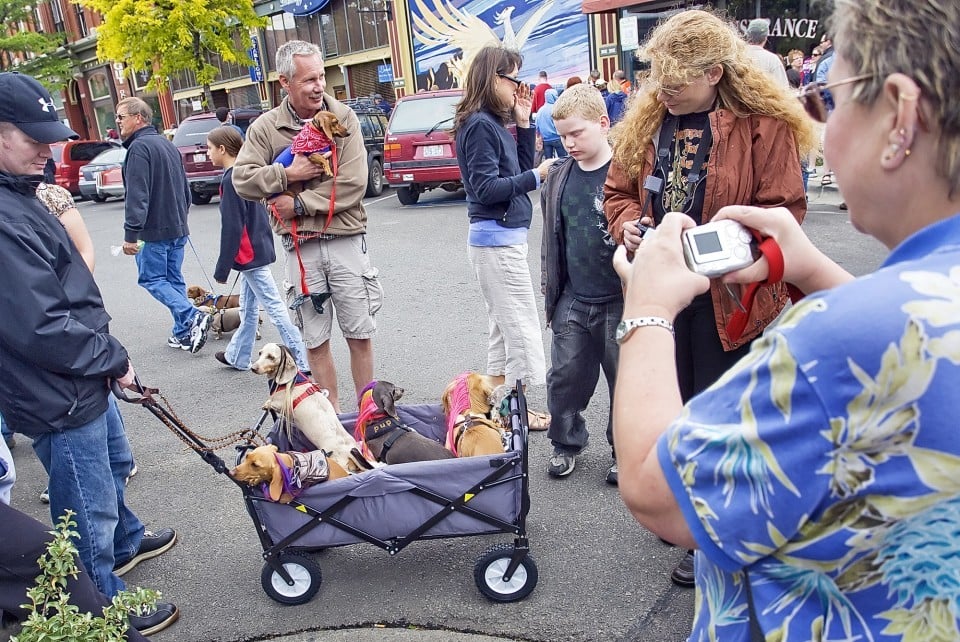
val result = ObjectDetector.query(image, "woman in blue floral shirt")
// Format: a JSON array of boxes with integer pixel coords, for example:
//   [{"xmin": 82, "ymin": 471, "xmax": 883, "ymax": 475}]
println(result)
[{"xmin": 612, "ymin": 0, "xmax": 960, "ymax": 639}]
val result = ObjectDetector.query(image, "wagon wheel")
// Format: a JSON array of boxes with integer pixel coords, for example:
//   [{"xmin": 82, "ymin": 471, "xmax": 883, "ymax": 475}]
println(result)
[
  {"xmin": 260, "ymin": 552, "xmax": 322, "ymax": 605},
  {"xmin": 474, "ymin": 543, "xmax": 538, "ymax": 602}
]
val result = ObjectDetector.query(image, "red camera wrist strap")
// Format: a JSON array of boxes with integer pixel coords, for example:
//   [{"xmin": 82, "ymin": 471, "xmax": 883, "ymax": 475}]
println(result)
[{"xmin": 726, "ymin": 232, "xmax": 804, "ymax": 343}]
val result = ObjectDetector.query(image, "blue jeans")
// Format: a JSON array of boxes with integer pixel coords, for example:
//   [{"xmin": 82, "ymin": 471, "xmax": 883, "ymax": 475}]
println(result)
[
  {"xmin": 542, "ymin": 140, "xmax": 568, "ymax": 159},
  {"xmin": 135, "ymin": 236, "xmax": 199, "ymax": 339},
  {"xmin": 31, "ymin": 396, "xmax": 143, "ymax": 597},
  {"xmin": 225, "ymin": 265, "xmax": 308, "ymax": 370},
  {"xmin": 546, "ymin": 291, "xmax": 623, "ymax": 455}
]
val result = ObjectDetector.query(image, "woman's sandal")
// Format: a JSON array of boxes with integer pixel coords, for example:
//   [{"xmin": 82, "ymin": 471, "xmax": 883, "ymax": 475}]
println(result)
[{"xmin": 527, "ymin": 410, "xmax": 551, "ymax": 431}]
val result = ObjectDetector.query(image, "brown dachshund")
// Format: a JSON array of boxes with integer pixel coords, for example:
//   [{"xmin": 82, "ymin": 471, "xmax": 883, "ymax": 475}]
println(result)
[
  {"xmin": 232, "ymin": 444, "xmax": 348, "ymax": 503},
  {"xmin": 454, "ymin": 413, "xmax": 507, "ymax": 458},
  {"xmin": 187, "ymin": 285, "xmax": 240, "ymax": 310},
  {"xmin": 290, "ymin": 111, "xmax": 349, "ymax": 177}
]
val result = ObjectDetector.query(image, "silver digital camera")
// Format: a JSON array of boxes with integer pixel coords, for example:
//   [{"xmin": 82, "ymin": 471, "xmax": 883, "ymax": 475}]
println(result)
[{"xmin": 682, "ymin": 219, "xmax": 758, "ymax": 277}]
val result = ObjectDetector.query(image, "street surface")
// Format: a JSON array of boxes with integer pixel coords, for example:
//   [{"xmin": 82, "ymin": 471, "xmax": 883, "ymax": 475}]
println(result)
[{"xmin": 3, "ymin": 183, "xmax": 885, "ymax": 642}]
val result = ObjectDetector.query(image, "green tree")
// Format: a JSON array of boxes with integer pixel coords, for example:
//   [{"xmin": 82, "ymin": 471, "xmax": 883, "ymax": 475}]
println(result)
[
  {"xmin": 76, "ymin": 0, "xmax": 266, "ymax": 111},
  {"xmin": 0, "ymin": 0, "xmax": 72, "ymax": 90}
]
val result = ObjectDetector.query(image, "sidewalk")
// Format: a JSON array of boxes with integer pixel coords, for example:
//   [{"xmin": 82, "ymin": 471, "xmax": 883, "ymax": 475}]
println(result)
[{"xmin": 264, "ymin": 629, "xmax": 519, "ymax": 641}]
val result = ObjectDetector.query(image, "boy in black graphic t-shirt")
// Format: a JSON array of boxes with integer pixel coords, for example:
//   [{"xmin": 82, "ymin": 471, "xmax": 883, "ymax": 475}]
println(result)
[{"xmin": 539, "ymin": 84, "xmax": 623, "ymax": 483}]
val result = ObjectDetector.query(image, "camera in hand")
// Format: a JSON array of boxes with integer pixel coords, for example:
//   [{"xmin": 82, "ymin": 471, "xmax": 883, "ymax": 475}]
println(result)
[{"xmin": 681, "ymin": 219, "xmax": 758, "ymax": 277}]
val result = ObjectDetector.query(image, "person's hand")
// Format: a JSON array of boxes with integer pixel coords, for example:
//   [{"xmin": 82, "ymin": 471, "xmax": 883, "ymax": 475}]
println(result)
[
  {"xmin": 268, "ymin": 193, "xmax": 296, "ymax": 220},
  {"xmin": 121, "ymin": 241, "xmax": 141, "ymax": 256},
  {"xmin": 622, "ymin": 216, "xmax": 654, "ymax": 253},
  {"xmin": 537, "ymin": 157, "xmax": 557, "ymax": 181},
  {"xmin": 513, "ymin": 83, "xmax": 533, "ymax": 126},
  {"xmin": 613, "ymin": 212, "xmax": 710, "ymax": 319},
  {"xmin": 713, "ymin": 205, "xmax": 818, "ymax": 286},
  {"xmin": 117, "ymin": 361, "xmax": 137, "ymax": 390},
  {"xmin": 284, "ymin": 152, "xmax": 330, "ymax": 183}
]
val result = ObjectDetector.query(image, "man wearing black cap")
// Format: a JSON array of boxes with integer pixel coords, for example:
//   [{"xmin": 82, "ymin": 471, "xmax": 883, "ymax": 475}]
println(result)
[{"xmin": 0, "ymin": 72, "xmax": 179, "ymax": 636}]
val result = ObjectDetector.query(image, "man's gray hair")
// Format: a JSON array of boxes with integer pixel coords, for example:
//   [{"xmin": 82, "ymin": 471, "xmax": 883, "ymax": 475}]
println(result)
[
  {"xmin": 117, "ymin": 97, "xmax": 152, "ymax": 120},
  {"xmin": 745, "ymin": 18, "xmax": 770, "ymax": 44},
  {"xmin": 276, "ymin": 40, "xmax": 323, "ymax": 79}
]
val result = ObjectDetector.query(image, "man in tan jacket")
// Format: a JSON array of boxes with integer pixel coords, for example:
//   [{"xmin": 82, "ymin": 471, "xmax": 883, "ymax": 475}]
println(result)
[{"xmin": 233, "ymin": 40, "xmax": 382, "ymax": 411}]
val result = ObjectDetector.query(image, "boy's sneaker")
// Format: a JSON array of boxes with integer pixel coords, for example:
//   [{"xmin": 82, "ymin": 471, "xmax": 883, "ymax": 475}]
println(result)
[
  {"xmin": 39, "ymin": 487, "xmax": 49, "ymax": 504},
  {"xmin": 188, "ymin": 312, "xmax": 212, "ymax": 354},
  {"xmin": 130, "ymin": 601, "xmax": 179, "ymax": 636},
  {"xmin": 114, "ymin": 528, "xmax": 178, "ymax": 577},
  {"xmin": 547, "ymin": 450, "xmax": 576, "ymax": 477},
  {"xmin": 167, "ymin": 335, "xmax": 190, "ymax": 350}
]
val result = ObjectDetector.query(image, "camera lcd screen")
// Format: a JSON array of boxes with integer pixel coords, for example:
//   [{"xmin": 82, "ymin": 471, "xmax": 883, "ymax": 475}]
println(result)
[{"xmin": 694, "ymin": 231, "xmax": 723, "ymax": 255}]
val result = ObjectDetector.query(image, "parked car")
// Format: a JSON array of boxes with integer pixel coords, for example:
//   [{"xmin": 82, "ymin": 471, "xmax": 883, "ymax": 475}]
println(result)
[
  {"xmin": 343, "ymin": 99, "xmax": 389, "ymax": 197},
  {"xmin": 50, "ymin": 140, "xmax": 119, "ymax": 198},
  {"xmin": 96, "ymin": 165, "xmax": 125, "ymax": 200},
  {"xmin": 383, "ymin": 89, "xmax": 463, "ymax": 205},
  {"xmin": 79, "ymin": 147, "xmax": 127, "ymax": 202},
  {"xmin": 173, "ymin": 110, "xmax": 261, "ymax": 205}
]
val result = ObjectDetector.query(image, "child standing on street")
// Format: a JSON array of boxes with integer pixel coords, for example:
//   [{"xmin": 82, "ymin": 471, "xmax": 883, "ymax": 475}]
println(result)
[
  {"xmin": 540, "ymin": 83, "xmax": 623, "ymax": 483},
  {"xmin": 208, "ymin": 127, "xmax": 309, "ymax": 372}
]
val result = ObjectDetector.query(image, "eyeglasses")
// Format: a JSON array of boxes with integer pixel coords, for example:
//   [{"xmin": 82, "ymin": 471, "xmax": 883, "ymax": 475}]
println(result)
[
  {"xmin": 115, "ymin": 113, "xmax": 136, "ymax": 122},
  {"xmin": 798, "ymin": 74, "xmax": 874, "ymax": 122},
  {"xmin": 646, "ymin": 78, "xmax": 691, "ymax": 98},
  {"xmin": 497, "ymin": 73, "xmax": 522, "ymax": 89}
]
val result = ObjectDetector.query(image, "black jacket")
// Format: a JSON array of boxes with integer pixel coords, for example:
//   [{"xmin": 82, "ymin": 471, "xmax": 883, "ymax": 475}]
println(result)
[
  {"xmin": 214, "ymin": 167, "xmax": 276, "ymax": 282},
  {"xmin": 0, "ymin": 173, "xmax": 129, "ymax": 436},
  {"xmin": 122, "ymin": 125, "xmax": 191, "ymax": 243},
  {"xmin": 539, "ymin": 157, "xmax": 575, "ymax": 324},
  {"xmin": 456, "ymin": 110, "xmax": 537, "ymax": 229}
]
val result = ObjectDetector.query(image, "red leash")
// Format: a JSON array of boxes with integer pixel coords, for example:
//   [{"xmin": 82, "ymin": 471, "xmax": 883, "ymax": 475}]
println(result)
[
  {"xmin": 269, "ymin": 144, "xmax": 339, "ymax": 300},
  {"xmin": 726, "ymin": 231, "xmax": 804, "ymax": 342}
]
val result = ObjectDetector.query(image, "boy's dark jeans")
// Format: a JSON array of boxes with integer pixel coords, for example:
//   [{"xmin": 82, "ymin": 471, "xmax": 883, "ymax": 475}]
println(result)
[{"xmin": 546, "ymin": 290, "xmax": 623, "ymax": 456}]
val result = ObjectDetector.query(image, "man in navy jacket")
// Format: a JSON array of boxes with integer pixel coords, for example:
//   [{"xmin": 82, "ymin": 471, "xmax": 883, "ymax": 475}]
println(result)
[{"xmin": 117, "ymin": 97, "xmax": 211, "ymax": 353}]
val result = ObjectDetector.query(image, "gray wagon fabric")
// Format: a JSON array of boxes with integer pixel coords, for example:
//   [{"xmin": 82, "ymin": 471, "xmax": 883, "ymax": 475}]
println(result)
[{"xmin": 254, "ymin": 403, "xmax": 524, "ymax": 549}]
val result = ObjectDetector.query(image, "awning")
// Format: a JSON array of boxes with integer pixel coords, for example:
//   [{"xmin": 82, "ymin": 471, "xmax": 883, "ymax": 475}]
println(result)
[{"xmin": 582, "ymin": 0, "xmax": 650, "ymax": 14}]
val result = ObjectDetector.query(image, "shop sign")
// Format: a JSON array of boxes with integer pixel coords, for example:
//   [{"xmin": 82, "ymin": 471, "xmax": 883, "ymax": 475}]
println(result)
[
  {"xmin": 378, "ymin": 64, "xmax": 393, "ymax": 83},
  {"xmin": 248, "ymin": 36, "xmax": 265, "ymax": 83},
  {"xmin": 736, "ymin": 17, "xmax": 819, "ymax": 39},
  {"xmin": 619, "ymin": 16, "xmax": 639, "ymax": 51}
]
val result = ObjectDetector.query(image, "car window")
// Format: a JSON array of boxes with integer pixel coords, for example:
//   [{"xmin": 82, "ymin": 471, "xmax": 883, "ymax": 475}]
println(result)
[
  {"xmin": 367, "ymin": 115, "xmax": 384, "ymax": 138},
  {"xmin": 388, "ymin": 96, "xmax": 460, "ymax": 134},
  {"xmin": 72, "ymin": 143, "xmax": 115, "ymax": 162},
  {"xmin": 90, "ymin": 147, "xmax": 127, "ymax": 164},
  {"xmin": 360, "ymin": 115, "xmax": 375, "ymax": 139},
  {"xmin": 172, "ymin": 119, "xmax": 218, "ymax": 146}
]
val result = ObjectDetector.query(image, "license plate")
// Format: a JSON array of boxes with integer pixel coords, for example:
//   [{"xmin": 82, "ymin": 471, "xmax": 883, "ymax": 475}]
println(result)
[
  {"xmin": 422, "ymin": 145, "xmax": 444, "ymax": 158},
  {"xmin": 194, "ymin": 153, "xmax": 207, "ymax": 163}
]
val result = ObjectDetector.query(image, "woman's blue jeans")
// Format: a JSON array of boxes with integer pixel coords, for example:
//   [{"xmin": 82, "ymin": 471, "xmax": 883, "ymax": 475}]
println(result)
[
  {"xmin": 31, "ymin": 396, "xmax": 143, "ymax": 597},
  {"xmin": 224, "ymin": 265, "xmax": 308, "ymax": 371},
  {"xmin": 135, "ymin": 236, "xmax": 198, "ymax": 339}
]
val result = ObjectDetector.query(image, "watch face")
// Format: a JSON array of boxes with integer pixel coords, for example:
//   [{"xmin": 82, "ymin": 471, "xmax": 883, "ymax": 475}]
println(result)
[{"xmin": 615, "ymin": 320, "xmax": 629, "ymax": 342}]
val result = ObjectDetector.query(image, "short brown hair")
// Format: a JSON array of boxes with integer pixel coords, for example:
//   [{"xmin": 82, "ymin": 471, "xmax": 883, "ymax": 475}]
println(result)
[{"xmin": 206, "ymin": 126, "xmax": 243, "ymax": 157}]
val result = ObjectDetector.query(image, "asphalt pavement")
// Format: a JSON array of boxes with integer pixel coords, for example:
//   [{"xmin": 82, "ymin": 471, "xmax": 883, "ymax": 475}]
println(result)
[{"xmin": 1, "ymin": 179, "xmax": 885, "ymax": 642}]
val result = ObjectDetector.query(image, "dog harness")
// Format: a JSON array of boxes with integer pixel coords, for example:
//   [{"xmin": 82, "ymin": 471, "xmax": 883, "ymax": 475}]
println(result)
[
  {"xmin": 261, "ymin": 451, "xmax": 333, "ymax": 501},
  {"xmin": 363, "ymin": 416, "xmax": 413, "ymax": 463},
  {"xmin": 273, "ymin": 372, "xmax": 324, "ymax": 411}
]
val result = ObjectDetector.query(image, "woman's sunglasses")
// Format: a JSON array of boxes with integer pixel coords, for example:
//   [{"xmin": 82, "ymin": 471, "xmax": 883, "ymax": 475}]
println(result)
[
  {"xmin": 798, "ymin": 73, "xmax": 873, "ymax": 122},
  {"xmin": 497, "ymin": 73, "xmax": 522, "ymax": 89}
]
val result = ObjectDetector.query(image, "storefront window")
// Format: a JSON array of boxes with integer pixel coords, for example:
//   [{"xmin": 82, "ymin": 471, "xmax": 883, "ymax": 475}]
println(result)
[{"xmin": 88, "ymin": 73, "xmax": 111, "ymax": 101}]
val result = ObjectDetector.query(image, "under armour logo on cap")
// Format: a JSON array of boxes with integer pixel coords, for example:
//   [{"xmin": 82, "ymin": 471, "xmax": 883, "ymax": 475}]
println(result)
[{"xmin": 0, "ymin": 72, "xmax": 78, "ymax": 144}]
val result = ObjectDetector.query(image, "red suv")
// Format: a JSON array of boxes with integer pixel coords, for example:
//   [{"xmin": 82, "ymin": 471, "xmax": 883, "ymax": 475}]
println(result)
[
  {"xmin": 172, "ymin": 110, "xmax": 261, "ymax": 205},
  {"xmin": 383, "ymin": 89, "xmax": 463, "ymax": 205},
  {"xmin": 50, "ymin": 140, "xmax": 119, "ymax": 198}
]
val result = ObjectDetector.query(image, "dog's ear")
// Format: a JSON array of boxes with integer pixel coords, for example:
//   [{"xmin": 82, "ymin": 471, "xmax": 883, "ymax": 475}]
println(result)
[
  {"xmin": 273, "ymin": 345, "xmax": 298, "ymax": 386},
  {"xmin": 372, "ymin": 381, "xmax": 400, "ymax": 419},
  {"xmin": 268, "ymin": 444, "xmax": 279, "ymax": 453},
  {"xmin": 267, "ymin": 456, "xmax": 284, "ymax": 501}
]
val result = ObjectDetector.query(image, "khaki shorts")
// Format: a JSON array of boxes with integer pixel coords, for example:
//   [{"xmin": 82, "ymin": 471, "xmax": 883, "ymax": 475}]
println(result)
[{"xmin": 284, "ymin": 235, "xmax": 383, "ymax": 348}]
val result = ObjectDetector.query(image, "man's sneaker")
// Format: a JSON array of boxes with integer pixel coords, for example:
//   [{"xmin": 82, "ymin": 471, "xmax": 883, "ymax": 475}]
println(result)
[
  {"xmin": 39, "ymin": 487, "xmax": 49, "ymax": 504},
  {"xmin": 129, "ymin": 601, "xmax": 179, "ymax": 636},
  {"xmin": 605, "ymin": 462, "xmax": 619, "ymax": 486},
  {"xmin": 547, "ymin": 450, "xmax": 576, "ymax": 477},
  {"xmin": 114, "ymin": 528, "xmax": 178, "ymax": 577},
  {"xmin": 188, "ymin": 312, "xmax": 212, "ymax": 354},
  {"xmin": 167, "ymin": 335, "xmax": 190, "ymax": 350}
]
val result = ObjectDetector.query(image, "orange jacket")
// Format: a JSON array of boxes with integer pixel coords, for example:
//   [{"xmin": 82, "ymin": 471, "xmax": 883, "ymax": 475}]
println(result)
[{"xmin": 604, "ymin": 109, "xmax": 806, "ymax": 351}]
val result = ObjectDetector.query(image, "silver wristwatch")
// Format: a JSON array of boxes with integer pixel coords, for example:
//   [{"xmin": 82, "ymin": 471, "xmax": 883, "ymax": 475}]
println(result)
[{"xmin": 615, "ymin": 317, "xmax": 675, "ymax": 344}]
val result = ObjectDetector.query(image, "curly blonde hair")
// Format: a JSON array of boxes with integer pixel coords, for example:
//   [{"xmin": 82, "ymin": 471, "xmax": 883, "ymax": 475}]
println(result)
[{"xmin": 610, "ymin": 9, "xmax": 816, "ymax": 179}]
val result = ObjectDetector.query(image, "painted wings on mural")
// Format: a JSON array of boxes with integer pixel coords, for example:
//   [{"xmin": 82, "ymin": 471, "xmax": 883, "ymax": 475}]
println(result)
[{"xmin": 411, "ymin": 0, "xmax": 556, "ymax": 85}]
